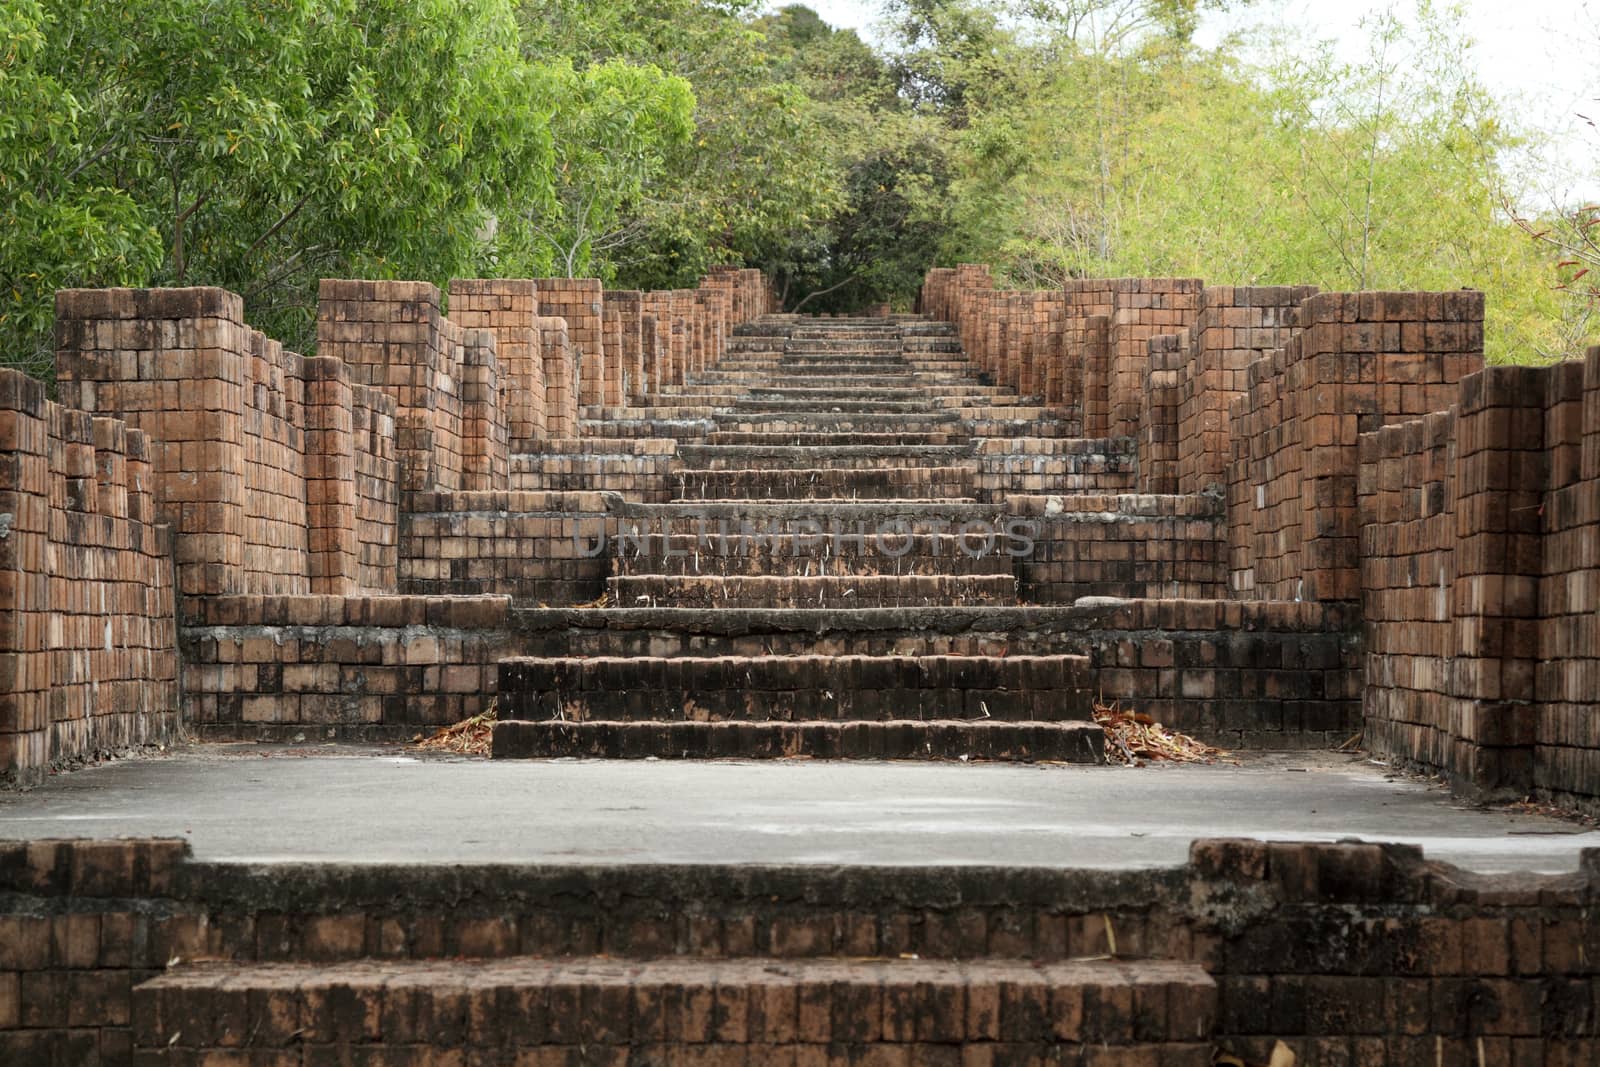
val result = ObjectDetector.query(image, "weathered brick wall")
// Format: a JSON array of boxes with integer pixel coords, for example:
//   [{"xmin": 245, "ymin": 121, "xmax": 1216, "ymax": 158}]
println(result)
[
  {"xmin": 457, "ymin": 326, "xmax": 508, "ymax": 491},
  {"xmin": 180, "ymin": 594, "xmax": 512, "ymax": 734},
  {"xmin": 509, "ymin": 438, "xmax": 676, "ymax": 500},
  {"xmin": 1540, "ymin": 347, "xmax": 1600, "ymax": 811},
  {"xmin": 533, "ymin": 278, "xmax": 604, "ymax": 408},
  {"xmin": 1105, "ymin": 279, "xmax": 1204, "ymax": 439},
  {"xmin": 9, "ymin": 837, "xmax": 1593, "ymax": 1065},
  {"xmin": 316, "ymin": 280, "xmax": 504, "ymax": 497},
  {"xmin": 1012, "ymin": 493, "xmax": 1227, "ymax": 605},
  {"xmin": 1360, "ymin": 409, "xmax": 1457, "ymax": 793},
  {"xmin": 537, "ymin": 316, "xmax": 578, "ymax": 437},
  {"xmin": 1136, "ymin": 332, "xmax": 1185, "ymax": 493},
  {"xmin": 640, "ymin": 311, "xmax": 667, "ymax": 398},
  {"xmin": 1362, "ymin": 350, "xmax": 1600, "ymax": 813},
  {"xmin": 57, "ymin": 288, "xmax": 400, "ymax": 598},
  {"xmin": 1227, "ymin": 291, "xmax": 1483, "ymax": 601},
  {"xmin": 1063, "ymin": 280, "xmax": 1117, "ymax": 438},
  {"xmin": 1175, "ymin": 285, "xmax": 1316, "ymax": 493},
  {"xmin": 1079, "ymin": 601, "xmax": 1358, "ymax": 748},
  {"xmin": 602, "ymin": 290, "xmax": 644, "ymax": 403},
  {"xmin": 643, "ymin": 290, "xmax": 698, "ymax": 389},
  {"xmin": 676, "ymin": 288, "xmax": 705, "ymax": 379},
  {"xmin": 238, "ymin": 330, "xmax": 311, "ymax": 591},
  {"xmin": 696, "ymin": 286, "xmax": 730, "ymax": 381},
  {"xmin": 351, "ymin": 383, "xmax": 399, "ymax": 590},
  {"xmin": 448, "ymin": 279, "xmax": 547, "ymax": 450},
  {"xmin": 0, "ymin": 371, "xmax": 178, "ymax": 785},
  {"xmin": 397, "ymin": 490, "xmax": 613, "ymax": 606}
]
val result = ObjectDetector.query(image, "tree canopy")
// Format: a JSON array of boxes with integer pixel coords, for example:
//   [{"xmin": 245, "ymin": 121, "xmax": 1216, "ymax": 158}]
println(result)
[{"xmin": 1, "ymin": 0, "xmax": 1593, "ymax": 374}]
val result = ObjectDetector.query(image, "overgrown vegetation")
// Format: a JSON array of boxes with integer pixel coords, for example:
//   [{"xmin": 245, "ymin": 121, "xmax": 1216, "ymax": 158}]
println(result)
[{"xmin": 1, "ymin": 0, "xmax": 1593, "ymax": 376}]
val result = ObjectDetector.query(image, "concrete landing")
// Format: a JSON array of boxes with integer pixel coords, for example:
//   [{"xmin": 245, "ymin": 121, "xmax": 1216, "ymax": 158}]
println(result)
[{"xmin": 2, "ymin": 748, "xmax": 1594, "ymax": 872}]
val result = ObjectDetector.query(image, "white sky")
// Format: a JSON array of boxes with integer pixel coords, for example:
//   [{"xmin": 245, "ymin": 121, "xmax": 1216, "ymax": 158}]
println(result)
[{"xmin": 792, "ymin": 0, "xmax": 1600, "ymax": 205}]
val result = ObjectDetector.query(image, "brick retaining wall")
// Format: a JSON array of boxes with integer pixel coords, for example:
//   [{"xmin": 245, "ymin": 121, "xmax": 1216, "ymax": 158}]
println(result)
[
  {"xmin": 0, "ymin": 373, "xmax": 178, "ymax": 785},
  {"xmin": 1362, "ymin": 350, "xmax": 1600, "ymax": 813},
  {"xmin": 1, "ymin": 837, "xmax": 1594, "ymax": 1063}
]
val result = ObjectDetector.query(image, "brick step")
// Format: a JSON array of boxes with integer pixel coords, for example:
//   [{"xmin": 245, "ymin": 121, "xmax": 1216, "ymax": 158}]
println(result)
[
  {"xmin": 976, "ymin": 437, "xmax": 1133, "ymax": 456},
  {"xmin": 580, "ymin": 419, "xmax": 717, "ymax": 441},
  {"xmin": 589, "ymin": 405, "xmax": 749, "ymax": 420},
  {"xmin": 135, "ymin": 957, "xmax": 1208, "ymax": 1059},
  {"xmin": 497, "ymin": 654, "xmax": 1093, "ymax": 723},
  {"xmin": 705, "ymin": 430, "xmax": 970, "ymax": 446},
  {"xmin": 786, "ymin": 339, "xmax": 904, "ymax": 350},
  {"xmin": 612, "ymin": 500, "xmax": 1003, "ymax": 532},
  {"xmin": 714, "ymin": 412, "xmax": 963, "ymax": 430},
  {"xmin": 732, "ymin": 398, "xmax": 940, "ymax": 414},
  {"xmin": 661, "ymin": 384, "xmax": 768, "ymax": 396},
  {"xmin": 790, "ymin": 329, "xmax": 900, "ymax": 339},
  {"xmin": 748, "ymin": 385, "xmax": 928, "ymax": 401},
  {"xmin": 785, "ymin": 344, "xmax": 903, "ymax": 354},
  {"xmin": 779, "ymin": 354, "xmax": 906, "ymax": 365},
  {"xmin": 670, "ymin": 466, "xmax": 977, "ymax": 502},
  {"xmin": 609, "ymin": 532, "xmax": 1016, "ymax": 576},
  {"xmin": 607, "ymin": 573, "xmax": 1019, "ymax": 608},
  {"xmin": 907, "ymin": 366, "xmax": 989, "ymax": 378},
  {"xmin": 509, "ymin": 453, "xmax": 674, "ymax": 498},
  {"xmin": 946, "ymin": 396, "xmax": 1047, "ymax": 409},
  {"xmin": 776, "ymin": 365, "xmax": 913, "ymax": 378},
  {"xmin": 694, "ymin": 370, "xmax": 918, "ymax": 383},
  {"xmin": 496, "ymin": 718, "xmax": 1110, "ymax": 762},
  {"xmin": 969, "ymin": 419, "xmax": 1085, "ymax": 438},
  {"xmin": 515, "ymin": 437, "xmax": 679, "ymax": 457},
  {"xmin": 742, "ymin": 375, "xmax": 987, "ymax": 389},
  {"xmin": 677, "ymin": 444, "xmax": 975, "ymax": 469},
  {"xmin": 951, "ymin": 407, "xmax": 1055, "ymax": 422},
  {"xmin": 582, "ymin": 405, "xmax": 742, "ymax": 423}
]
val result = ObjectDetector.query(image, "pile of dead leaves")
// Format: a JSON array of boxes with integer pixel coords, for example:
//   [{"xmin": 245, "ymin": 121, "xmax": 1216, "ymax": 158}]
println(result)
[
  {"xmin": 411, "ymin": 704, "xmax": 496, "ymax": 757},
  {"xmin": 1094, "ymin": 701, "xmax": 1228, "ymax": 766}
]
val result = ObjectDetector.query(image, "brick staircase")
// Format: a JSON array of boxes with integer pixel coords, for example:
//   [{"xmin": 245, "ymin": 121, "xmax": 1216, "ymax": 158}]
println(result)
[
  {"xmin": 496, "ymin": 316, "xmax": 1130, "ymax": 762},
  {"xmin": 135, "ymin": 957, "xmax": 1217, "ymax": 1063}
]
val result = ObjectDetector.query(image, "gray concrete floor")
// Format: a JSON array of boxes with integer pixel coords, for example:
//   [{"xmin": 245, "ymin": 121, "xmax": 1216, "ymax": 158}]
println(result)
[{"xmin": 1, "ymin": 746, "xmax": 1595, "ymax": 873}]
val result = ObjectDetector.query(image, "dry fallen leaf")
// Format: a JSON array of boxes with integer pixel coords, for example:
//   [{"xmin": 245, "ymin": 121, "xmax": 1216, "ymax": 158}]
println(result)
[
  {"xmin": 412, "ymin": 703, "xmax": 497, "ymax": 757},
  {"xmin": 1094, "ymin": 700, "xmax": 1228, "ymax": 765}
]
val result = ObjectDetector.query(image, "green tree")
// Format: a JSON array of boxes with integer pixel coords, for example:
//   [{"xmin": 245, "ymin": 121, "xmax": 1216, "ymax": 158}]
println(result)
[
  {"xmin": 6, "ymin": 0, "xmax": 558, "ymax": 366},
  {"xmin": 501, "ymin": 58, "xmax": 694, "ymax": 278},
  {"xmin": 0, "ymin": 0, "xmax": 160, "ymax": 377},
  {"xmin": 516, "ymin": 0, "xmax": 844, "ymax": 292}
]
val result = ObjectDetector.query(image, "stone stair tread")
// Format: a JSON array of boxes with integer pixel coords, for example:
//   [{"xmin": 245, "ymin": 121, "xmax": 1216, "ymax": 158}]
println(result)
[
  {"xmin": 137, "ymin": 956, "xmax": 1211, "ymax": 1051},
  {"xmin": 493, "ymin": 718, "xmax": 1109, "ymax": 762},
  {"xmin": 496, "ymin": 653, "xmax": 1093, "ymax": 724},
  {"xmin": 608, "ymin": 573, "xmax": 1019, "ymax": 608}
]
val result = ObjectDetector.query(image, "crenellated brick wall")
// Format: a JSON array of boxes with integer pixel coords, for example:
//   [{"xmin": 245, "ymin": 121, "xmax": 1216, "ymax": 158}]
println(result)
[
  {"xmin": 0, "ymin": 371, "xmax": 178, "ymax": 785},
  {"xmin": 1226, "ymin": 291, "xmax": 1483, "ymax": 602},
  {"xmin": 533, "ymin": 278, "xmax": 604, "ymax": 408},
  {"xmin": 12, "ymin": 267, "xmax": 767, "ymax": 779},
  {"xmin": 1105, "ymin": 279, "xmax": 1205, "ymax": 439},
  {"xmin": 448, "ymin": 278, "xmax": 547, "ymax": 451},
  {"xmin": 56, "ymin": 287, "xmax": 402, "ymax": 599},
  {"xmin": 602, "ymin": 290, "xmax": 644, "ymax": 403},
  {"xmin": 1136, "ymin": 332, "xmax": 1186, "ymax": 494},
  {"xmin": 922, "ymin": 264, "xmax": 1600, "ymax": 809},
  {"xmin": 1175, "ymin": 285, "xmax": 1317, "ymax": 493},
  {"xmin": 537, "ymin": 316, "xmax": 578, "ymax": 438},
  {"xmin": 927, "ymin": 271, "xmax": 1203, "ymax": 442},
  {"xmin": 1362, "ymin": 349, "xmax": 1600, "ymax": 812}
]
